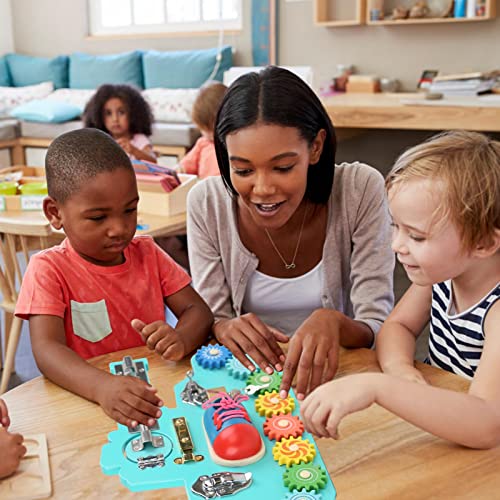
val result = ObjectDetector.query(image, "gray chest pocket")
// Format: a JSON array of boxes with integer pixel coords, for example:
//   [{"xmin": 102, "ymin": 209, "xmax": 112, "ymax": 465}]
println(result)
[{"xmin": 71, "ymin": 299, "xmax": 112, "ymax": 343}]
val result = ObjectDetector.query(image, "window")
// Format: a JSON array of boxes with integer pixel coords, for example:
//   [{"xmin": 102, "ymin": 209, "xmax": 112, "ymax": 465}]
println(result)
[{"xmin": 88, "ymin": 0, "xmax": 242, "ymax": 36}]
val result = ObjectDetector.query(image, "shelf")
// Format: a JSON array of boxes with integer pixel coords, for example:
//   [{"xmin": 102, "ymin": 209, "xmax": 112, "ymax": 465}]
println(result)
[
  {"xmin": 314, "ymin": 0, "xmax": 366, "ymax": 27},
  {"xmin": 314, "ymin": 0, "xmax": 496, "ymax": 27}
]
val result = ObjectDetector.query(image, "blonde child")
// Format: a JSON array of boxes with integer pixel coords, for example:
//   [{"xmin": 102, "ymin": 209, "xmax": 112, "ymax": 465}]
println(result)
[
  {"xmin": 301, "ymin": 131, "xmax": 500, "ymax": 449},
  {"xmin": 83, "ymin": 83, "xmax": 157, "ymax": 163},
  {"xmin": 15, "ymin": 129, "xmax": 213, "ymax": 429},
  {"xmin": 0, "ymin": 398, "xmax": 26, "ymax": 478},
  {"xmin": 178, "ymin": 81, "xmax": 227, "ymax": 178}
]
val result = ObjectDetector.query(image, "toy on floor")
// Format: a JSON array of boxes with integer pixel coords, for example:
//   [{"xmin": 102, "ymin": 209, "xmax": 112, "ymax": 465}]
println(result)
[{"xmin": 100, "ymin": 347, "xmax": 336, "ymax": 498}]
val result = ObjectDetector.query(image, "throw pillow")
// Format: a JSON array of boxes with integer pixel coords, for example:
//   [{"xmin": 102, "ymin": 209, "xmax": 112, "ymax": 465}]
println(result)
[
  {"xmin": 10, "ymin": 99, "xmax": 82, "ymax": 123},
  {"xmin": 142, "ymin": 88, "xmax": 198, "ymax": 123},
  {"xmin": 6, "ymin": 53, "xmax": 68, "ymax": 89},
  {"xmin": 0, "ymin": 81, "xmax": 54, "ymax": 115},
  {"xmin": 0, "ymin": 56, "xmax": 10, "ymax": 87},
  {"xmin": 45, "ymin": 88, "xmax": 95, "ymax": 111}
]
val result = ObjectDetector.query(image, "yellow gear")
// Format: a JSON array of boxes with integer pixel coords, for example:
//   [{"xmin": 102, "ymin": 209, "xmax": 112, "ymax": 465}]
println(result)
[
  {"xmin": 272, "ymin": 436, "xmax": 316, "ymax": 467},
  {"xmin": 254, "ymin": 391, "xmax": 295, "ymax": 418}
]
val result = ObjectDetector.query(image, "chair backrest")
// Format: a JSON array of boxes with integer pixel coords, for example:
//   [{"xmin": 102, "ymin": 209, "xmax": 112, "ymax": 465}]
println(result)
[{"xmin": 0, "ymin": 219, "xmax": 53, "ymax": 312}]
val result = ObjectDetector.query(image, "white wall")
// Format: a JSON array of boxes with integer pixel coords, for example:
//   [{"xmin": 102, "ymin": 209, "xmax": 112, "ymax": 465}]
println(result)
[{"xmin": 0, "ymin": 0, "xmax": 14, "ymax": 54}]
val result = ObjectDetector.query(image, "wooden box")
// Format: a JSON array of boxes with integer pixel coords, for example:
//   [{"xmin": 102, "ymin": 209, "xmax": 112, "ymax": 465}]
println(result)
[{"xmin": 137, "ymin": 173, "xmax": 197, "ymax": 216}]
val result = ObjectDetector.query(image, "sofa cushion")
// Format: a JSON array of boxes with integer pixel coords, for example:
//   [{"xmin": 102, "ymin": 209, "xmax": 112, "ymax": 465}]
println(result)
[
  {"xmin": 142, "ymin": 88, "xmax": 198, "ymax": 123},
  {"xmin": 20, "ymin": 119, "xmax": 83, "ymax": 139},
  {"xmin": 142, "ymin": 46, "xmax": 232, "ymax": 89},
  {"xmin": 46, "ymin": 88, "xmax": 95, "ymax": 112},
  {"xmin": 0, "ymin": 82, "xmax": 54, "ymax": 117},
  {"xmin": 151, "ymin": 122, "xmax": 200, "ymax": 148},
  {"xmin": 6, "ymin": 53, "xmax": 68, "ymax": 89},
  {"xmin": 69, "ymin": 51, "xmax": 143, "ymax": 89},
  {"xmin": 0, "ymin": 57, "xmax": 10, "ymax": 87},
  {"xmin": 10, "ymin": 99, "xmax": 82, "ymax": 123},
  {"xmin": 0, "ymin": 119, "xmax": 19, "ymax": 141}
]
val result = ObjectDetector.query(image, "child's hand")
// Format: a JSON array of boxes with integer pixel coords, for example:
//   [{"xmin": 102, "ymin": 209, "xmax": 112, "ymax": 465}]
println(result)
[
  {"xmin": 383, "ymin": 362, "xmax": 428, "ymax": 385},
  {"xmin": 131, "ymin": 319, "xmax": 186, "ymax": 361},
  {"xmin": 301, "ymin": 373, "xmax": 378, "ymax": 439},
  {"xmin": 0, "ymin": 427, "xmax": 26, "ymax": 479},
  {"xmin": 0, "ymin": 398, "xmax": 11, "ymax": 428},
  {"xmin": 96, "ymin": 374, "xmax": 163, "ymax": 428},
  {"xmin": 116, "ymin": 137, "xmax": 134, "ymax": 155}
]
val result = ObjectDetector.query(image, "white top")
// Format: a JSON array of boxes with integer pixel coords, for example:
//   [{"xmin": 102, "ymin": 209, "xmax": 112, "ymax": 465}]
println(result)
[{"xmin": 241, "ymin": 261, "xmax": 324, "ymax": 337}]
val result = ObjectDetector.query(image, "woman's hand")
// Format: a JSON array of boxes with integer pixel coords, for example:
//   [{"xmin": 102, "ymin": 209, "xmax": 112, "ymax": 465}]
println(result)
[
  {"xmin": 213, "ymin": 313, "xmax": 289, "ymax": 373},
  {"xmin": 280, "ymin": 309, "xmax": 341, "ymax": 400},
  {"xmin": 95, "ymin": 374, "xmax": 163, "ymax": 428},
  {"xmin": 301, "ymin": 373, "xmax": 379, "ymax": 439}
]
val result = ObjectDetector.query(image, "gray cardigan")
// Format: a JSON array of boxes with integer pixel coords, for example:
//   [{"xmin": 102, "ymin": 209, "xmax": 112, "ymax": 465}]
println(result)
[{"xmin": 187, "ymin": 162, "xmax": 394, "ymax": 337}]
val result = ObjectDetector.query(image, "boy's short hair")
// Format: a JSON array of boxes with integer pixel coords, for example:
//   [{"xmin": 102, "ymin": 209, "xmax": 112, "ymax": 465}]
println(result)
[
  {"xmin": 386, "ymin": 130, "xmax": 500, "ymax": 251},
  {"xmin": 45, "ymin": 128, "xmax": 133, "ymax": 203},
  {"xmin": 191, "ymin": 81, "xmax": 228, "ymax": 132}
]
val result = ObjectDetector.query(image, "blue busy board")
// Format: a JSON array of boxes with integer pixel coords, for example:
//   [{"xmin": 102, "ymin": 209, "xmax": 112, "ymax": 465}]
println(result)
[{"xmin": 100, "ymin": 345, "xmax": 336, "ymax": 500}]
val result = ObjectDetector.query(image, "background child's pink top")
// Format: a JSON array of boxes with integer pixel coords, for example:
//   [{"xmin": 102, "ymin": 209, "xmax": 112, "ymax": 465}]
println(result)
[
  {"xmin": 15, "ymin": 236, "xmax": 191, "ymax": 359},
  {"xmin": 179, "ymin": 136, "xmax": 220, "ymax": 179},
  {"xmin": 129, "ymin": 133, "xmax": 152, "ymax": 160}
]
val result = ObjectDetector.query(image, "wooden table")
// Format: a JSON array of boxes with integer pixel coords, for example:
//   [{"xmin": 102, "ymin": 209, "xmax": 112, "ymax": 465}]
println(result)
[
  {"xmin": 0, "ymin": 209, "xmax": 187, "ymax": 239},
  {"xmin": 322, "ymin": 92, "xmax": 500, "ymax": 132},
  {"xmin": 3, "ymin": 347, "xmax": 500, "ymax": 499}
]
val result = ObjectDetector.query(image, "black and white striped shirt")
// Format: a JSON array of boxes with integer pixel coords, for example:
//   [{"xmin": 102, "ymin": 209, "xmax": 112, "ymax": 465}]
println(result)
[{"xmin": 427, "ymin": 280, "xmax": 500, "ymax": 379}]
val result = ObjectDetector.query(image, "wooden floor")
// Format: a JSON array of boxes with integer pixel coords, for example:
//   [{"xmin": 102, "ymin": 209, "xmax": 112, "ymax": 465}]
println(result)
[{"xmin": 2, "ymin": 261, "xmax": 428, "ymax": 391}]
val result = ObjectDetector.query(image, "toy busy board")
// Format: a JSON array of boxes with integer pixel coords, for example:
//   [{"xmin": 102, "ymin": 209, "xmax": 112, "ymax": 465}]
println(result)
[{"xmin": 100, "ymin": 345, "xmax": 336, "ymax": 499}]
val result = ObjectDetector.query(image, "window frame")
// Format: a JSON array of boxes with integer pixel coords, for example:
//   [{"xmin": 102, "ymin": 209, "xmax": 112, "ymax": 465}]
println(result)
[{"xmin": 88, "ymin": 0, "xmax": 243, "ymax": 37}]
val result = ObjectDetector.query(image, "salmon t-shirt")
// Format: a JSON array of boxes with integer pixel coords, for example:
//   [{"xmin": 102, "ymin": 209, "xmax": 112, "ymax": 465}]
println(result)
[{"xmin": 15, "ymin": 236, "xmax": 191, "ymax": 359}]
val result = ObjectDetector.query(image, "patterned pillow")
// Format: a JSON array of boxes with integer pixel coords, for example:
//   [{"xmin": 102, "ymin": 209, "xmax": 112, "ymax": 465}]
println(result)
[
  {"xmin": 0, "ymin": 81, "xmax": 54, "ymax": 116},
  {"xmin": 142, "ymin": 88, "xmax": 198, "ymax": 123},
  {"xmin": 45, "ymin": 88, "xmax": 95, "ymax": 113}
]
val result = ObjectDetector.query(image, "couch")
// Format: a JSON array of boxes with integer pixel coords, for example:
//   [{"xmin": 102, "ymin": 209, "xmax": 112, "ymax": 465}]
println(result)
[{"xmin": 0, "ymin": 47, "xmax": 233, "ymax": 166}]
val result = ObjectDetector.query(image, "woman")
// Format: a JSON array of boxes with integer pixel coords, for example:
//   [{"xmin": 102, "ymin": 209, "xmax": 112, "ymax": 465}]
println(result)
[{"xmin": 187, "ymin": 66, "xmax": 394, "ymax": 399}]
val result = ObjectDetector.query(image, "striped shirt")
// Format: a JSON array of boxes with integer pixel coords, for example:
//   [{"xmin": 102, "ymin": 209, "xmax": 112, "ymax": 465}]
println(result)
[{"xmin": 427, "ymin": 280, "xmax": 500, "ymax": 379}]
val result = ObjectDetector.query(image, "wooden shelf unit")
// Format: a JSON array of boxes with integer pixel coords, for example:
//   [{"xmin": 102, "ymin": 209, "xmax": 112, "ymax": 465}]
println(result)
[
  {"xmin": 314, "ymin": 0, "xmax": 495, "ymax": 27},
  {"xmin": 314, "ymin": 0, "xmax": 366, "ymax": 27}
]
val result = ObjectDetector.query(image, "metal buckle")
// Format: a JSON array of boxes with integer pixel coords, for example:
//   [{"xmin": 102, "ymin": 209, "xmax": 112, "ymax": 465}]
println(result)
[
  {"xmin": 173, "ymin": 417, "xmax": 204, "ymax": 464},
  {"xmin": 191, "ymin": 472, "xmax": 253, "ymax": 498},
  {"xmin": 180, "ymin": 370, "xmax": 209, "ymax": 406}
]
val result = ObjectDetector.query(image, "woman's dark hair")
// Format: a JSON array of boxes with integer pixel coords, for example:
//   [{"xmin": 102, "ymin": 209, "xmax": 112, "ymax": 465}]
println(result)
[
  {"xmin": 83, "ymin": 83, "xmax": 154, "ymax": 136},
  {"xmin": 214, "ymin": 66, "xmax": 336, "ymax": 204}
]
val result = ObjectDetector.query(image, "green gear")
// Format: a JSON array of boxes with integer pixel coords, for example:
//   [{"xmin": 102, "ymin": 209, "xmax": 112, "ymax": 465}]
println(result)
[
  {"xmin": 283, "ymin": 464, "xmax": 327, "ymax": 492},
  {"xmin": 246, "ymin": 370, "xmax": 282, "ymax": 395}
]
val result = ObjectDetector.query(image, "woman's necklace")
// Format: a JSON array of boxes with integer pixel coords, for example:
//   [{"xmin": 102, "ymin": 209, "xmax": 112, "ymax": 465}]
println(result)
[{"xmin": 264, "ymin": 203, "xmax": 308, "ymax": 270}]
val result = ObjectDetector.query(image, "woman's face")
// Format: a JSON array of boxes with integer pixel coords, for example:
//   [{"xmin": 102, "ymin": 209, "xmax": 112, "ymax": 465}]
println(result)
[{"xmin": 226, "ymin": 123, "xmax": 324, "ymax": 230}]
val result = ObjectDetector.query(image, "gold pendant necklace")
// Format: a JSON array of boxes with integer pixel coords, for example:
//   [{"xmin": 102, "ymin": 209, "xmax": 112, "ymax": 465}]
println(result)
[{"xmin": 264, "ymin": 203, "xmax": 308, "ymax": 270}]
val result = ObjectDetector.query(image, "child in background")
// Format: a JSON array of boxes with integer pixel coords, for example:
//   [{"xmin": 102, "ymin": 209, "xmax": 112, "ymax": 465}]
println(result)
[
  {"xmin": 301, "ymin": 131, "xmax": 500, "ymax": 449},
  {"xmin": 178, "ymin": 81, "xmax": 227, "ymax": 178},
  {"xmin": 15, "ymin": 129, "xmax": 213, "ymax": 429},
  {"xmin": 83, "ymin": 83, "xmax": 157, "ymax": 163},
  {"xmin": 0, "ymin": 398, "xmax": 26, "ymax": 478}
]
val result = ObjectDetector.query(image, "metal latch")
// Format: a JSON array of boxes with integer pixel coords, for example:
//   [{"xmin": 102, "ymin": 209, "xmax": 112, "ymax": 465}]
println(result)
[
  {"xmin": 180, "ymin": 370, "xmax": 209, "ymax": 406},
  {"xmin": 192, "ymin": 472, "xmax": 253, "ymax": 498},
  {"xmin": 131, "ymin": 424, "xmax": 165, "ymax": 452},
  {"xmin": 173, "ymin": 417, "xmax": 204, "ymax": 464},
  {"xmin": 137, "ymin": 454, "xmax": 165, "ymax": 470}
]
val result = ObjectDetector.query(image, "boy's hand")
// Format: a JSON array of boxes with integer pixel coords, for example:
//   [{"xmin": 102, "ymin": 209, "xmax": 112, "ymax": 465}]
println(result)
[
  {"xmin": 301, "ymin": 373, "xmax": 378, "ymax": 439},
  {"xmin": 0, "ymin": 427, "xmax": 26, "ymax": 479},
  {"xmin": 0, "ymin": 398, "xmax": 11, "ymax": 428},
  {"xmin": 96, "ymin": 374, "xmax": 163, "ymax": 428},
  {"xmin": 383, "ymin": 361, "xmax": 428, "ymax": 385},
  {"xmin": 131, "ymin": 319, "xmax": 186, "ymax": 361}
]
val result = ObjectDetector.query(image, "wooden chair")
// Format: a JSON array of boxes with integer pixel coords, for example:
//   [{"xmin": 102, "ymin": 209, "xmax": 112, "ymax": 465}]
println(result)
[{"xmin": 0, "ymin": 217, "xmax": 54, "ymax": 393}]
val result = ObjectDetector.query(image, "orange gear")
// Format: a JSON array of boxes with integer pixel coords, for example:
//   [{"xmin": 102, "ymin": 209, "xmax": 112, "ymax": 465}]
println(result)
[
  {"xmin": 272, "ymin": 436, "xmax": 316, "ymax": 467},
  {"xmin": 254, "ymin": 391, "xmax": 295, "ymax": 418},
  {"xmin": 263, "ymin": 414, "xmax": 305, "ymax": 441}
]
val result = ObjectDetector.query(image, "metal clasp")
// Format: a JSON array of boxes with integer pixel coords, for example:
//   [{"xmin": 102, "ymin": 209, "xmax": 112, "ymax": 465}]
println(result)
[
  {"xmin": 191, "ymin": 472, "xmax": 253, "ymax": 498},
  {"xmin": 131, "ymin": 424, "xmax": 165, "ymax": 452},
  {"xmin": 137, "ymin": 454, "xmax": 165, "ymax": 470},
  {"xmin": 181, "ymin": 370, "xmax": 209, "ymax": 406},
  {"xmin": 173, "ymin": 417, "xmax": 204, "ymax": 464}
]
